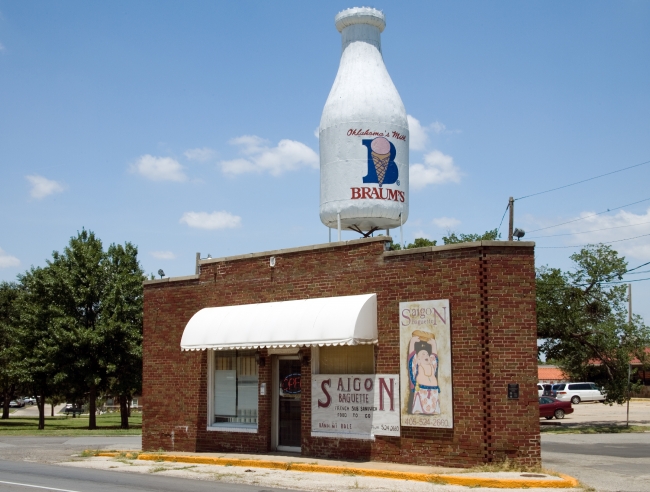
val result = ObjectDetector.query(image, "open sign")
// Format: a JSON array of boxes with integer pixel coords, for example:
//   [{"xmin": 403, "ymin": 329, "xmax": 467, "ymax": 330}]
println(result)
[{"xmin": 281, "ymin": 373, "xmax": 301, "ymax": 394}]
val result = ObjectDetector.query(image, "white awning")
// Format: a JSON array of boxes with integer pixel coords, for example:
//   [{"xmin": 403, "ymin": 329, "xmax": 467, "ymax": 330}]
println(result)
[{"xmin": 180, "ymin": 293, "xmax": 377, "ymax": 351}]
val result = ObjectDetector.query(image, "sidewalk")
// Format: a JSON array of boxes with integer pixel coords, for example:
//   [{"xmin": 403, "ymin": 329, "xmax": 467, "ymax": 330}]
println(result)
[{"xmin": 88, "ymin": 449, "xmax": 579, "ymax": 489}]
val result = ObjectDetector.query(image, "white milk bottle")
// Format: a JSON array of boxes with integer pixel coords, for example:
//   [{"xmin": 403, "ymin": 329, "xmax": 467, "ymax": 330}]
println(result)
[{"xmin": 319, "ymin": 7, "xmax": 409, "ymax": 236}]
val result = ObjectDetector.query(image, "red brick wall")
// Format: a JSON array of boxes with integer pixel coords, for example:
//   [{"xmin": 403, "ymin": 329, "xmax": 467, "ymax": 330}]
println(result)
[{"xmin": 142, "ymin": 238, "xmax": 540, "ymax": 467}]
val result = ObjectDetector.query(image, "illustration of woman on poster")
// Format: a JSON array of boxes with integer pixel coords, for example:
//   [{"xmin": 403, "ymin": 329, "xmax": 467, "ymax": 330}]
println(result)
[{"xmin": 407, "ymin": 330, "xmax": 440, "ymax": 415}]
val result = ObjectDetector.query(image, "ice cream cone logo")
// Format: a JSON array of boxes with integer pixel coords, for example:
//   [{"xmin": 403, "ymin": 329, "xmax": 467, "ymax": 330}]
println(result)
[
  {"xmin": 370, "ymin": 137, "xmax": 391, "ymax": 187},
  {"xmin": 361, "ymin": 137, "xmax": 399, "ymax": 187}
]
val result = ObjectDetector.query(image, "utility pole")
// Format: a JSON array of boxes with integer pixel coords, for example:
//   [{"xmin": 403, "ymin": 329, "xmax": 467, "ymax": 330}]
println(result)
[
  {"xmin": 627, "ymin": 283, "xmax": 632, "ymax": 427},
  {"xmin": 508, "ymin": 197, "xmax": 514, "ymax": 241}
]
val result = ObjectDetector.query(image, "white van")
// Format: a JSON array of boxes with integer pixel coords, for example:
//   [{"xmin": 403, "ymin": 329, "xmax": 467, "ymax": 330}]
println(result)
[{"xmin": 552, "ymin": 382, "xmax": 605, "ymax": 404}]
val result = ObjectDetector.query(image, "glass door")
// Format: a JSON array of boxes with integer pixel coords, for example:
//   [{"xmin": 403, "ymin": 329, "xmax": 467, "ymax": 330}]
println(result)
[{"xmin": 277, "ymin": 358, "xmax": 301, "ymax": 451}]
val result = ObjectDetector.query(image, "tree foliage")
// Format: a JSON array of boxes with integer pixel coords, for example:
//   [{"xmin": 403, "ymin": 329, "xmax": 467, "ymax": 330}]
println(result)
[
  {"xmin": 537, "ymin": 244, "xmax": 650, "ymax": 404},
  {"xmin": 16, "ymin": 266, "xmax": 63, "ymax": 429},
  {"xmin": 12, "ymin": 229, "xmax": 144, "ymax": 429},
  {"xmin": 103, "ymin": 242, "xmax": 144, "ymax": 429},
  {"xmin": 0, "ymin": 282, "xmax": 20, "ymax": 419},
  {"xmin": 442, "ymin": 228, "xmax": 500, "ymax": 244},
  {"xmin": 390, "ymin": 229, "xmax": 501, "ymax": 250},
  {"xmin": 389, "ymin": 237, "xmax": 437, "ymax": 250}
]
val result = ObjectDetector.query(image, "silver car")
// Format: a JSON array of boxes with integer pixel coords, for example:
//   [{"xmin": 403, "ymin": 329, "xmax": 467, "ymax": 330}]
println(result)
[{"xmin": 552, "ymin": 382, "xmax": 605, "ymax": 404}]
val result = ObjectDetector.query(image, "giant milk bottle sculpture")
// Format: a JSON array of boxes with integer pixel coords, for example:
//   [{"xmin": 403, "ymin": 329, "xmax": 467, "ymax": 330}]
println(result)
[{"xmin": 319, "ymin": 7, "xmax": 409, "ymax": 237}]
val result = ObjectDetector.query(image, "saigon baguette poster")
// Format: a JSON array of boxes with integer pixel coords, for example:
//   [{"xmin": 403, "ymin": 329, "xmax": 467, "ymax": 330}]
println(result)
[{"xmin": 399, "ymin": 299, "xmax": 453, "ymax": 428}]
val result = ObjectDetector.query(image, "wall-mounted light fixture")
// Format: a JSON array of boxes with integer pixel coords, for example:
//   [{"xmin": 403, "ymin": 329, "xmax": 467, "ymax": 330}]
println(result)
[
  {"xmin": 269, "ymin": 256, "xmax": 276, "ymax": 268},
  {"xmin": 298, "ymin": 349, "xmax": 310, "ymax": 367},
  {"xmin": 255, "ymin": 351, "xmax": 266, "ymax": 368}
]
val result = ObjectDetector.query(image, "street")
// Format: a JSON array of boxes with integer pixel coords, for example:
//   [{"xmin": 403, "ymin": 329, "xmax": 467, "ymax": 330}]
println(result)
[
  {"xmin": 0, "ymin": 436, "xmax": 141, "ymax": 464},
  {"xmin": 541, "ymin": 432, "xmax": 650, "ymax": 492},
  {"xmin": 0, "ymin": 459, "xmax": 293, "ymax": 492},
  {"xmin": 0, "ymin": 433, "xmax": 648, "ymax": 491}
]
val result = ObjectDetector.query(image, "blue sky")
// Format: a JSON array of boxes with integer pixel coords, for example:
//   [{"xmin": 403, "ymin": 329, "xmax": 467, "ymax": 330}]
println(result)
[{"xmin": 1, "ymin": 1, "xmax": 649, "ymax": 320}]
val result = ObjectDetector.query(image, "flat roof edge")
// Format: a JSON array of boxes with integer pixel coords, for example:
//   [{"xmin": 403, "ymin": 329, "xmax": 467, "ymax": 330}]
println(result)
[
  {"xmin": 143, "ymin": 274, "xmax": 199, "ymax": 286},
  {"xmin": 383, "ymin": 240, "xmax": 535, "ymax": 257},
  {"xmin": 145, "ymin": 239, "xmax": 534, "ymax": 285},
  {"xmin": 198, "ymin": 235, "xmax": 391, "ymax": 265}
]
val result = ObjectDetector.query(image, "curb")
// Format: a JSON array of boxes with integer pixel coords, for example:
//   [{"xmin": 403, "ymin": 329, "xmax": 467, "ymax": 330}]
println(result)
[{"xmin": 93, "ymin": 451, "xmax": 578, "ymax": 488}]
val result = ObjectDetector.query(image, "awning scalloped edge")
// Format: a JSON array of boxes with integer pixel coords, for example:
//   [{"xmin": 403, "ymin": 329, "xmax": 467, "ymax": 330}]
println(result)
[{"xmin": 181, "ymin": 339, "xmax": 378, "ymax": 351}]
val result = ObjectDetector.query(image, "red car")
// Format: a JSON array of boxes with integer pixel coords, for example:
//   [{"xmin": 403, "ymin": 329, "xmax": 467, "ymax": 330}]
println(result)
[{"xmin": 539, "ymin": 396, "xmax": 574, "ymax": 420}]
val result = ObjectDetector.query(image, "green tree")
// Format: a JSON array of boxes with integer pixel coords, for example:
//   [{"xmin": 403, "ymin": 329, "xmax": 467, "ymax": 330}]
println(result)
[
  {"xmin": 45, "ymin": 229, "xmax": 108, "ymax": 429},
  {"xmin": 390, "ymin": 229, "xmax": 501, "ymax": 250},
  {"xmin": 390, "ymin": 237, "xmax": 437, "ymax": 250},
  {"xmin": 0, "ymin": 282, "xmax": 20, "ymax": 419},
  {"xmin": 103, "ymin": 242, "xmax": 144, "ymax": 429},
  {"xmin": 16, "ymin": 267, "xmax": 63, "ymax": 429},
  {"xmin": 536, "ymin": 244, "xmax": 650, "ymax": 404},
  {"xmin": 442, "ymin": 228, "xmax": 501, "ymax": 244},
  {"xmin": 27, "ymin": 229, "xmax": 145, "ymax": 430}
]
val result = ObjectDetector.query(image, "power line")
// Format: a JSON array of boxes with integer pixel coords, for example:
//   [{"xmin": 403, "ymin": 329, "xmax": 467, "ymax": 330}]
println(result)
[
  {"xmin": 527, "ymin": 220, "xmax": 650, "ymax": 239},
  {"xmin": 537, "ymin": 232, "xmax": 650, "ymax": 249},
  {"xmin": 625, "ymin": 260, "xmax": 650, "ymax": 274},
  {"xmin": 603, "ymin": 277, "xmax": 650, "ymax": 285},
  {"xmin": 496, "ymin": 203, "xmax": 510, "ymax": 233},
  {"xmin": 536, "ymin": 262, "xmax": 650, "ymax": 291},
  {"xmin": 516, "ymin": 159, "xmax": 650, "ymax": 201},
  {"xmin": 527, "ymin": 196, "xmax": 650, "ymax": 234},
  {"xmin": 627, "ymin": 270, "xmax": 650, "ymax": 275}
]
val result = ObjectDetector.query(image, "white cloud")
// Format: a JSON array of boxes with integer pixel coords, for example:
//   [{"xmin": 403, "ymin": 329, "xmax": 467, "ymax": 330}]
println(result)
[
  {"xmin": 184, "ymin": 147, "xmax": 216, "ymax": 162},
  {"xmin": 180, "ymin": 211, "xmax": 242, "ymax": 230},
  {"xmin": 430, "ymin": 121, "xmax": 447, "ymax": 134},
  {"xmin": 25, "ymin": 175, "xmax": 65, "ymax": 199},
  {"xmin": 220, "ymin": 135, "xmax": 318, "ymax": 176},
  {"xmin": 151, "ymin": 251, "xmax": 176, "ymax": 260},
  {"xmin": 432, "ymin": 217, "xmax": 461, "ymax": 229},
  {"xmin": 535, "ymin": 207, "xmax": 650, "ymax": 259},
  {"xmin": 410, "ymin": 150, "xmax": 462, "ymax": 190},
  {"xmin": 130, "ymin": 155, "xmax": 187, "ymax": 182},
  {"xmin": 407, "ymin": 115, "xmax": 428, "ymax": 151},
  {"xmin": 0, "ymin": 248, "xmax": 20, "ymax": 268},
  {"xmin": 220, "ymin": 158, "xmax": 258, "ymax": 175},
  {"xmin": 407, "ymin": 116, "xmax": 453, "ymax": 151},
  {"xmin": 230, "ymin": 135, "xmax": 268, "ymax": 154}
]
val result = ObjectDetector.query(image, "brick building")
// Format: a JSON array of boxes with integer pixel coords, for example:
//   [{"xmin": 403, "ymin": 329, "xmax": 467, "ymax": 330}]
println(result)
[{"xmin": 142, "ymin": 236, "xmax": 541, "ymax": 468}]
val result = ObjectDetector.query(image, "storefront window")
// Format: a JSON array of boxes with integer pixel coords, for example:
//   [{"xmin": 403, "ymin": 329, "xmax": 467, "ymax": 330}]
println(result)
[
  {"xmin": 212, "ymin": 350, "xmax": 258, "ymax": 429},
  {"xmin": 319, "ymin": 345, "xmax": 374, "ymax": 374}
]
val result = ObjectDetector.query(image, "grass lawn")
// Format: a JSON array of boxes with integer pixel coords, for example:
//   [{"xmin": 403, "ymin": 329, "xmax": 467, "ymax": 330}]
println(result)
[
  {"xmin": 0, "ymin": 413, "xmax": 142, "ymax": 436},
  {"xmin": 541, "ymin": 424, "xmax": 649, "ymax": 434}
]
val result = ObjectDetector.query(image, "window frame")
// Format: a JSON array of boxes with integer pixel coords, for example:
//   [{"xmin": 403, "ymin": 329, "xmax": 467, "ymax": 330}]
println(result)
[{"xmin": 206, "ymin": 349, "xmax": 259, "ymax": 434}]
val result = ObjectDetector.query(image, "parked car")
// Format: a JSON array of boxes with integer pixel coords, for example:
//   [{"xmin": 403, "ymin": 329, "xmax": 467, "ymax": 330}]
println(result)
[
  {"xmin": 537, "ymin": 383, "xmax": 553, "ymax": 397},
  {"xmin": 539, "ymin": 396, "xmax": 574, "ymax": 419},
  {"xmin": 552, "ymin": 382, "xmax": 605, "ymax": 404},
  {"xmin": 9, "ymin": 399, "xmax": 25, "ymax": 408},
  {"xmin": 22, "ymin": 397, "xmax": 36, "ymax": 405}
]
